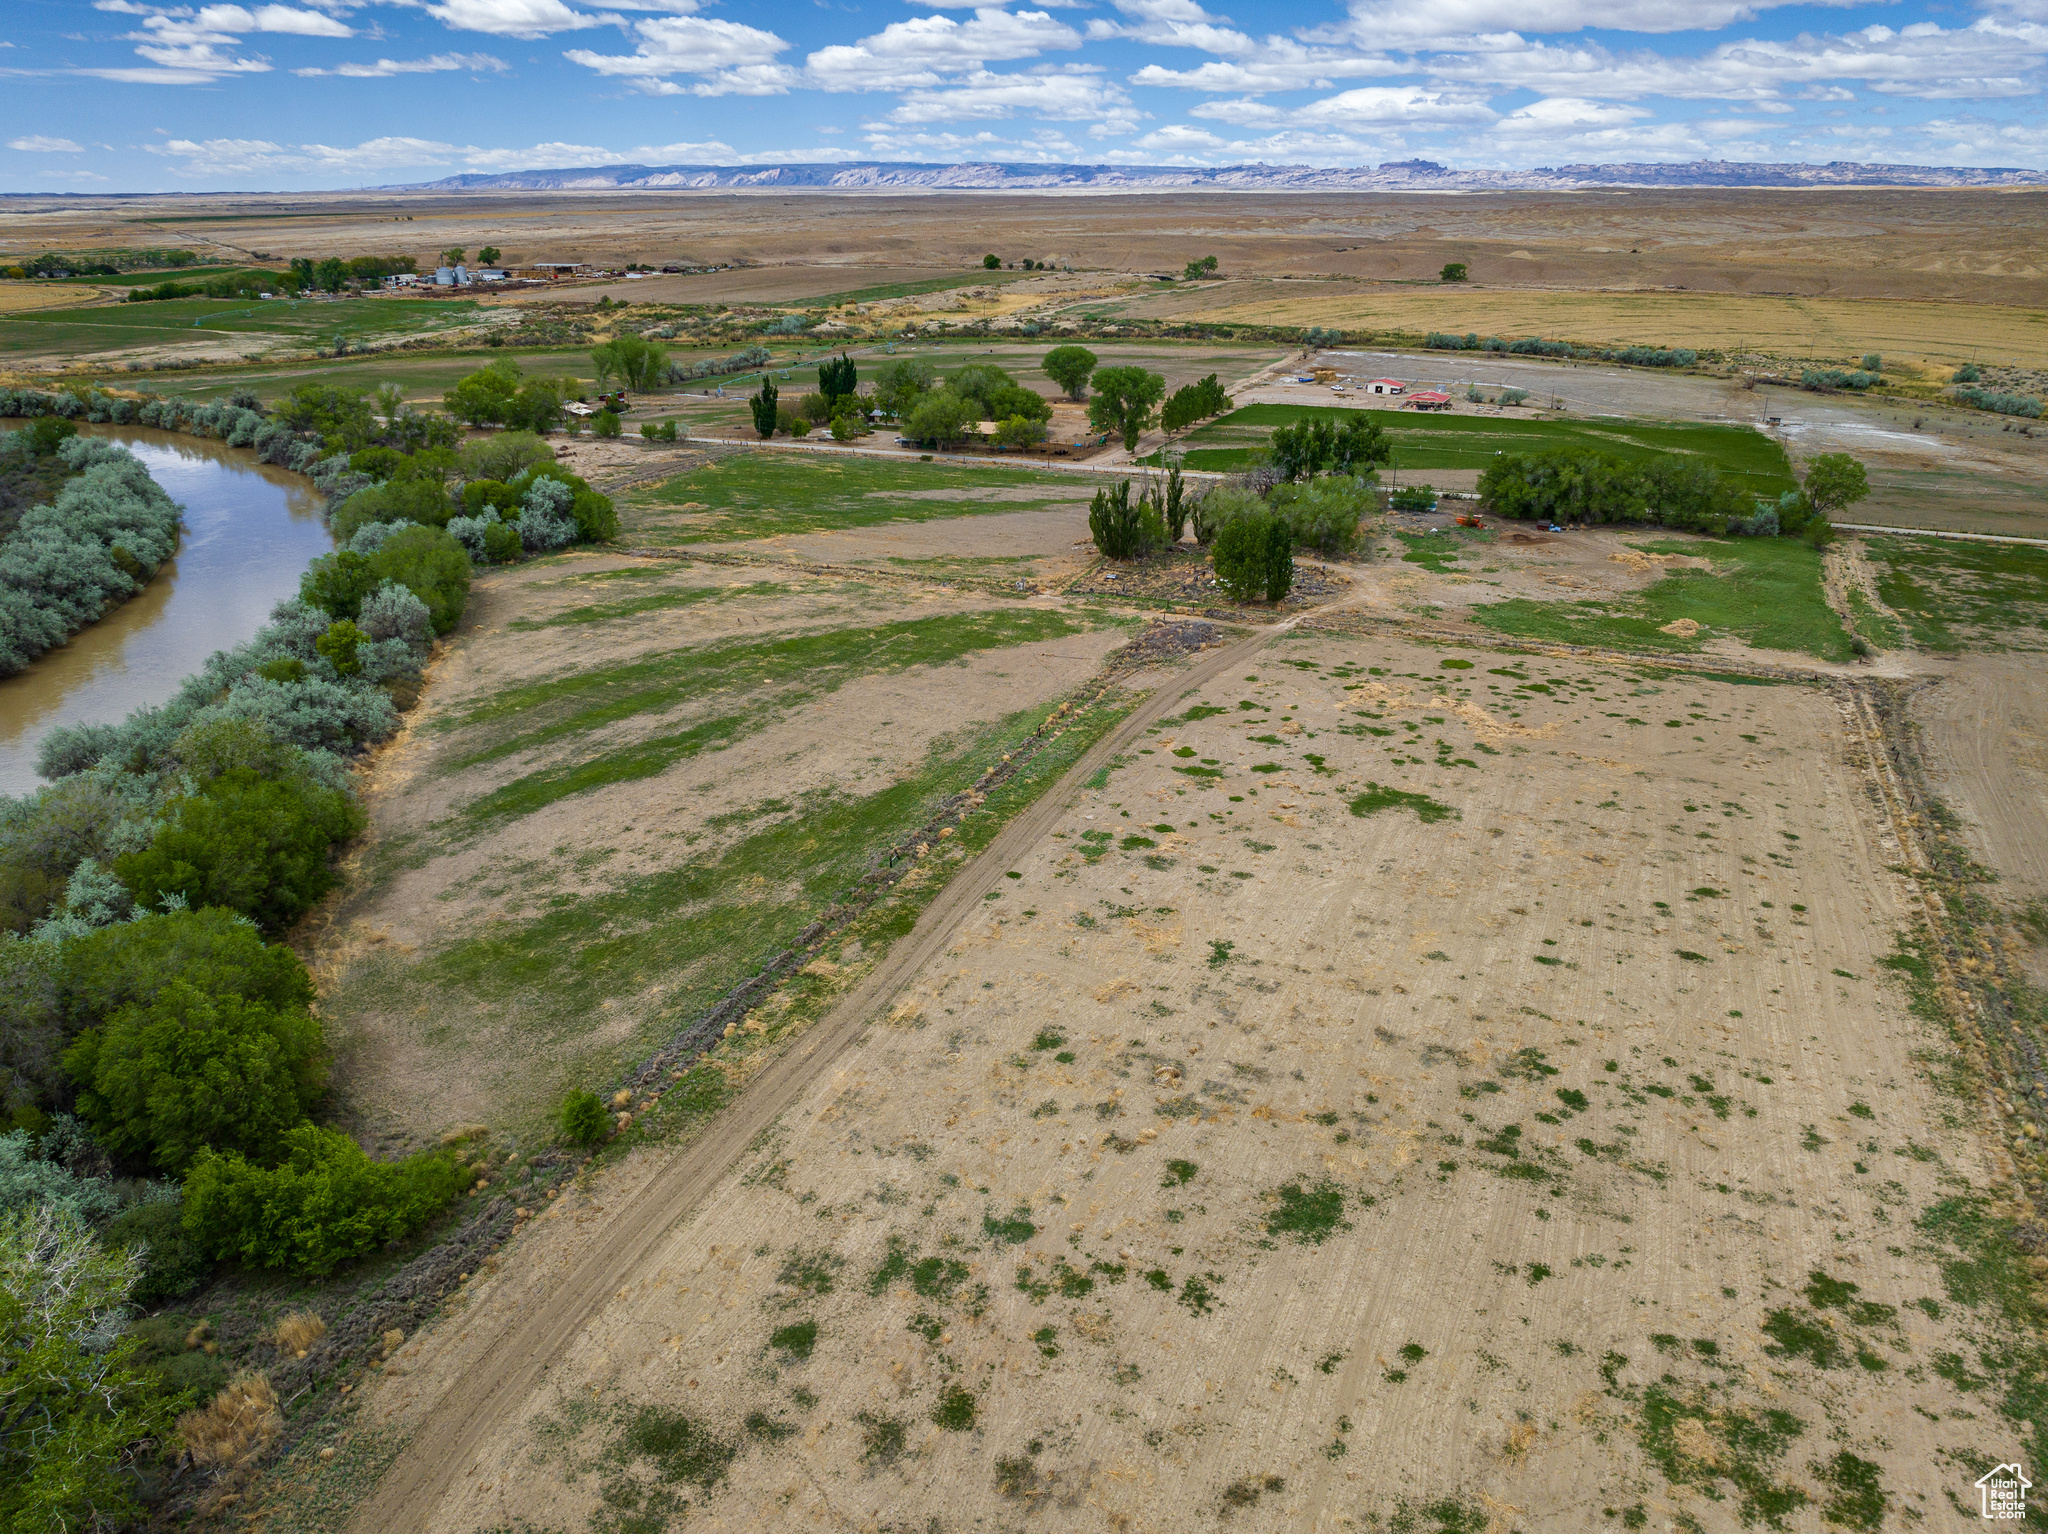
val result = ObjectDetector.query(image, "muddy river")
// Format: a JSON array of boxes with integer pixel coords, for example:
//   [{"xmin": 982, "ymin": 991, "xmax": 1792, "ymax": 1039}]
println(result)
[{"xmin": 0, "ymin": 423, "xmax": 330, "ymax": 798}]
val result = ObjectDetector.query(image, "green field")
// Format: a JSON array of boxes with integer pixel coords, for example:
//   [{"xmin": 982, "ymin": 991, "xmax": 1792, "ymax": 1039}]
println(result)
[
  {"xmin": 1473, "ymin": 537, "xmax": 1852, "ymax": 660},
  {"xmin": 1867, "ymin": 536, "xmax": 2048, "ymax": 651},
  {"xmin": 1152, "ymin": 405, "xmax": 1796, "ymax": 496},
  {"xmin": 0, "ymin": 295, "xmax": 482, "ymax": 356},
  {"xmin": 635, "ymin": 452, "xmax": 1090, "ymax": 542}
]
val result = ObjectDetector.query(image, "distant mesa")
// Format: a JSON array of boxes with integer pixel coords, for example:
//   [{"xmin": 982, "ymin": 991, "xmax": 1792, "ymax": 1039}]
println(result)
[{"xmin": 377, "ymin": 157, "xmax": 2048, "ymax": 194}]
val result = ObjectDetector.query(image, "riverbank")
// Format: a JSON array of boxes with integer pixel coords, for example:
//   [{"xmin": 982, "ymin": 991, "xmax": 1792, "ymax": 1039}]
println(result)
[{"xmin": 0, "ymin": 422, "xmax": 330, "ymax": 796}]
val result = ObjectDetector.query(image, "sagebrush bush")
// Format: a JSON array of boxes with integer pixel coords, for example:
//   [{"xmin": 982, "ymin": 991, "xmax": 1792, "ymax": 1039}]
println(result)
[{"xmin": 0, "ymin": 438, "xmax": 182, "ymax": 677}]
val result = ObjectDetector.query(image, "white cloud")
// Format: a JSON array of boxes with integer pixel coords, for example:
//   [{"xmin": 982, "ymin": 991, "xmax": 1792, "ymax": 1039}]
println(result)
[
  {"xmin": 294, "ymin": 50, "xmax": 505, "ymax": 75},
  {"xmin": 1318, "ymin": 0, "xmax": 1860, "ymax": 48},
  {"xmin": 142, "ymin": 134, "xmax": 460, "ymax": 176},
  {"xmin": 9, "ymin": 135, "xmax": 87, "ymax": 152},
  {"xmin": 563, "ymin": 16, "xmax": 794, "ymax": 95},
  {"xmin": 805, "ymin": 8, "xmax": 1081, "ymax": 92},
  {"xmin": 1191, "ymin": 83, "xmax": 1494, "ymax": 129},
  {"xmin": 885, "ymin": 66, "xmax": 1133, "ymax": 126},
  {"xmin": 1423, "ymin": 20, "xmax": 2048, "ymax": 103},
  {"xmin": 423, "ymin": 0, "xmax": 609, "ymax": 40}
]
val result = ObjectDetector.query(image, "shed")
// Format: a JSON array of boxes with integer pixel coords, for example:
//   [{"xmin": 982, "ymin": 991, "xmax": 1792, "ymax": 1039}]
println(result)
[
  {"xmin": 1366, "ymin": 378, "xmax": 1405, "ymax": 395},
  {"xmin": 1406, "ymin": 391, "xmax": 1452, "ymax": 411}
]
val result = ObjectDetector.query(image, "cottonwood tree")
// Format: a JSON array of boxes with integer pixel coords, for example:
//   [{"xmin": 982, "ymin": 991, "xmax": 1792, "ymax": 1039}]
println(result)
[
  {"xmin": 1087, "ymin": 366, "xmax": 1167, "ymax": 451},
  {"xmin": 1041, "ymin": 345, "xmax": 1098, "ymax": 400}
]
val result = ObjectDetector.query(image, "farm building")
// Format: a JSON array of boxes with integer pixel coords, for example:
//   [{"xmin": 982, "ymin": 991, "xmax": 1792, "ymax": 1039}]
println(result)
[
  {"xmin": 1366, "ymin": 378, "xmax": 1405, "ymax": 395},
  {"xmin": 1406, "ymin": 391, "xmax": 1453, "ymax": 411}
]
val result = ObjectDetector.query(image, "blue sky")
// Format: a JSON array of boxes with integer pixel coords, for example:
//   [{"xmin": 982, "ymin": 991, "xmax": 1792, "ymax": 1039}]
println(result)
[{"xmin": 5, "ymin": 0, "xmax": 2046, "ymax": 189}]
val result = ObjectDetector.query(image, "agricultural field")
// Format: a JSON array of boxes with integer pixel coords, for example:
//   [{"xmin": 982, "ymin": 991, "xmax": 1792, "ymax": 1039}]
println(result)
[
  {"xmin": 310, "ymin": 614, "xmax": 2046, "ymax": 1534},
  {"xmin": 1096, "ymin": 280, "xmax": 2048, "ymax": 373},
  {"xmin": 1154, "ymin": 404, "xmax": 1798, "ymax": 498},
  {"xmin": 313, "ymin": 546, "xmax": 1152, "ymax": 1151},
  {"xmin": 1865, "ymin": 536, "xmax": 2048, "ymax": 652},
  {"xmin": 0, "ymin": 293, "xmax": 490, "ymax": 365},
  {"xmin": 148, "ymin": 414, "xmax": 2026, "ymax": 1534},
  {"xmin": 632, "ymin": 452, "xmax": 1099, "ymax": 546}
]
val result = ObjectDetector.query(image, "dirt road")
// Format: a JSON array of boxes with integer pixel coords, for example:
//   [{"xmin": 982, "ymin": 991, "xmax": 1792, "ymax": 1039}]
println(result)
[{"xmin": 341, "ymin": 622, "xmax": 1280, "ymax": 1533}]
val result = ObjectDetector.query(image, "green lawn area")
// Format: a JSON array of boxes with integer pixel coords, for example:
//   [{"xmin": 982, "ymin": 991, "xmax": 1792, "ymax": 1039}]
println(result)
[
  {"xmin": 1473, "ymin": 536, "xmax": 1852, "ymax": 661},
  {"xmin": 1152, "ymin": 405, "xmax": 1795, "ymax": 497},
  {"xmin": 1867, "ymin": 536, "xmax": 2048, "ymax": 652},
  {"xmin": 0, "ymin": 295, "xmax": 482, "ymax": 355},
  {"xmin": 634, "ymin": 451, "xmax": 1089, "ymax": 542}
]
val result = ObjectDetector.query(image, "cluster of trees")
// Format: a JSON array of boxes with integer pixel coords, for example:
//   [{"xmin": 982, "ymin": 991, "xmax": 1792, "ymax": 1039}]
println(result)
[
  {"xmin": 1269, "ymin": 413, "xmax": 1390, "ymax": 482},
  {"xmin": 1160, "ymin": 374, "xmax": 1232, "ymax": 434},
  {"xmin": 1182, "ymin": 255, "xmax": 1220, "ymax": 282},
  {"xmin": 0, "ymin": 377, "xmax": 639, "ymax": 1527},
  {"xmin": 443, "ymin": 359, "xmax": 578, "ymax": 434},
  {"xmin": 1478, "ymin": 448, "xmax": 1866, "ymax": 546},
  {"xmin": 327, "ymin": 432, "xmax": 616, "ymax": 563},
  {"xmin": 125, "ymin": 269, "xmax": 287, "ymax": 303},
  {"xmin": 1086, "ymin": 416, "xmax": 1389, "ymax": 601},
  {"xmin": 286, "ymin": 254, "xmax": 418, "ymax": 293},
  {"xmin": 592, "ymin": 333, "xmax": 669, "ymax": 392},
  {"xmin": 0, "ymin": 433, "xmax": 183, "ymax": 677}
]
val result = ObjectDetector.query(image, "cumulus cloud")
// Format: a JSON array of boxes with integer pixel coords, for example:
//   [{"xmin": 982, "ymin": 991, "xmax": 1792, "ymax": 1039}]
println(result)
[
  {"xmin": 9, "ymin": 135, "xmax": 87, "ymax": 152},
  {"xmin": 294, "ymin": 51, "xmax": 504, "ymax": 75},
  {"xmin": 422, "ymin": 0, "xmax": 610, "ymax": 39},
  {"xmin": 805, "ymin": 8, "xmax": 1081, "ymax": 92},
  {"xmin": 885, "ymin": 67, "xmax": 1133, "ymax": 127},
  {"xmin": 563, "ymin": 16, "xmax": 794, "ymax": 95},
  {"xmin": 1192, "ymin": 83, "xmax": 1494, "ymax": 128},
  {"xmin": 1317, "ymin": 0, "xmax": 1860, "ymax": 48}
]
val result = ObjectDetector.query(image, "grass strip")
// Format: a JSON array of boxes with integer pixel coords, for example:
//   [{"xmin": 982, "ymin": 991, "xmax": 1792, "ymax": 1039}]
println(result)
[
  {"xmin": 443, "ymin": 607, "xmax": 1099, "ymax": 768},
  {"xmin": 1474, "ymin": 537, "xmax": 1852, "ymax": 661},
  {"xmin": 507, "ymin": 580, "xmax": 787, "ymax": 630},
  {"xmin": 636, "ymin": 452, "xmax": 1079, "ymax": 541}
]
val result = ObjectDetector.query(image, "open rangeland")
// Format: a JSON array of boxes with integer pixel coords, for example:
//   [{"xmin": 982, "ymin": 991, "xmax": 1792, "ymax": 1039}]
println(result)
[{"xmin": 213, "ymin": 441, "xmax": 2048, "ymax": 1534}]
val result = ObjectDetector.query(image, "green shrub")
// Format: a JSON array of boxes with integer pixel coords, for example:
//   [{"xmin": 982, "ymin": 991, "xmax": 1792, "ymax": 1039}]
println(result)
[
  {"xmin": 462, "ymin": 478, "xmax": 521, "ymax": 516},
  {"xmin": 1213, "ymin": 514, "xmax": 1286, "ymax": 602},
  {"xmin": 113, "ymin": 766, "xmax": 366, "ymax": 934},
  {"xmin": 59, "ymin": 907, "xmax": 314, "ymax": 1032},
  {"xmin": 592, "ymin": 410, "xmax": 622, "ymax": 439},
  {"xmin": 182, "ymin": 1123, "xmax": 469, "ymax": 1276},
  {"xmin": 63, "ymin": 978, "xmax": 325, "ymax": 1173},
  {"xmin": 482, "ymin": 520, "xmax": 524, "ymax": 564},
  {"xmin": 104, "ymin": 1198, "xmax": 211, "ymax": 1303},
  {"xmin": 329, "ymin": 476, "xmax": 453, "ymax": 542},
  {"xmin": 1390, "ymin": 483, "xmax": 1437, "ymax": 512},
  {"xmin": 1089, "ymin": 479, "xmax": 1148, "ymax": 559},
  {"xmin": 315, "ymin": 618, "xmax": 363, "ymax": 677},
  {"xmin": 366, "ymin": 524, "xmax": 471, "ymax": 635},
  {"xmin": 1274, "ymin": 475, "xmax": 1372, "ymax": 556},
  {"xmin": 559, "ymin": 1089, "xmax": 608, "ymax": 1144},
  {"xmin": 458, "ymin": 431, "xmax": 554, "ymax": 484}
]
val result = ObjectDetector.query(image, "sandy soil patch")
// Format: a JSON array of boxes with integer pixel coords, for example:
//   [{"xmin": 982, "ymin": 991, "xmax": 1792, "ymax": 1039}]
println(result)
[{"xmin": 353, "ymin": 631, "xmax": 2006, "ymax": 1532}]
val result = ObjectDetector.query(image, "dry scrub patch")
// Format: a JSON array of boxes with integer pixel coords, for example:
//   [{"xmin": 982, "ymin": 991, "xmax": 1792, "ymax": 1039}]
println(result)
[
  {"xmin": 316, "ymin": 558, "xmax": 1138, "ymax": 1149},
  {"xmin": 364, "ymin": 635, "xmax": 2020, "ymax": 1534}
]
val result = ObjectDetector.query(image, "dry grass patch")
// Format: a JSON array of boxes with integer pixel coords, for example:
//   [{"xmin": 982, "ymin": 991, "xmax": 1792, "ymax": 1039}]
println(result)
[{"xmin": 179, "ymin": 1371, "xmax": 282, "ymax": 1470}]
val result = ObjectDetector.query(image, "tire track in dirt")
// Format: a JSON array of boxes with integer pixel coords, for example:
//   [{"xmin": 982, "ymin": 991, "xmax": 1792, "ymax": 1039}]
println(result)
[{"xmin": 342, "ymin": 621, "xmax": 1285, "ymax": 1534}]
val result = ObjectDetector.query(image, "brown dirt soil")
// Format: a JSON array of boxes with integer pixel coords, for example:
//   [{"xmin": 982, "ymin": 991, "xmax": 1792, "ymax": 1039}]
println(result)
[
  {"xmin": 1911, "ymin": 654, "xmax": 2048, "ymax": 900},
  {"xmin": 318, "ymin": 617, "xmax": 2025, "ymax": 1533}
]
